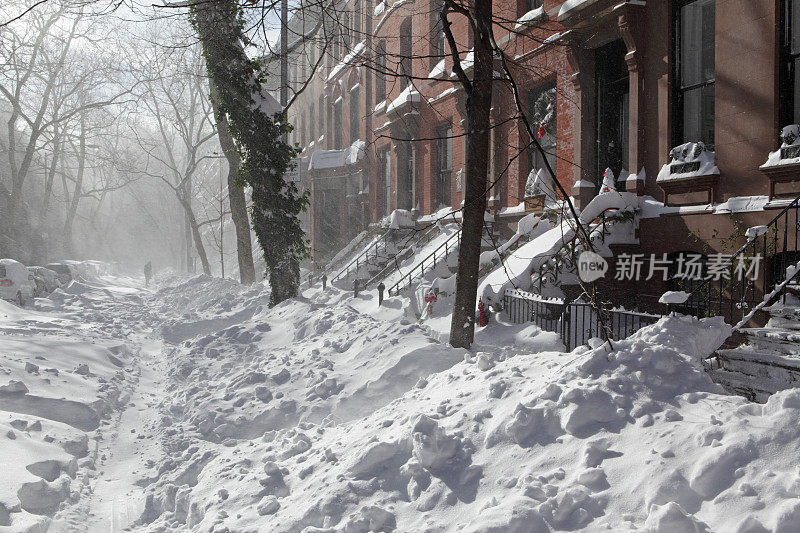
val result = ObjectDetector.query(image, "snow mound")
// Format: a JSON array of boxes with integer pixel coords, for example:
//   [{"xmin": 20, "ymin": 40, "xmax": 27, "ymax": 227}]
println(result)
[{"xmin": 134, "ymin": 301, "xmax": 800, "ymax": 533}]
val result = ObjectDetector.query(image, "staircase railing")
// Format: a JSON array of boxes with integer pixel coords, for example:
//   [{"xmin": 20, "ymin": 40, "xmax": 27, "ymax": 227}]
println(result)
[
  {"xmin": 330, "ymin": 231, "xmax": 391, "ymax": 284},
  {"xmin": 324, "ymin": 226, "xmax": 380, "ymax": 277},
  {"xmin": 365, "ymin": 222, "xmax": 453, "ymax": 288},
  {"xmin": 388, "ymin": 229, "xmax": 462, "ymax": 296},
  {"xmin": 528, "ymin": 209, "xmax": 619, "ymax": 291},
  {"xmin": 683, "ymin": 194, "xmax": 800, "ymax": 325}
]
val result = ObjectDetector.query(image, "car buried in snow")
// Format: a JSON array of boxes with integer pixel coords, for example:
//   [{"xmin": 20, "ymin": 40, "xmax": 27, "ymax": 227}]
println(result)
[
  {"xmin": 27, "ymin": 266, "xmax": 61, "ymax": 297},
  {"xmin": 45, "ymin": 262, "xmax": 77, "ymax": 285},
  {"xmin": 0, "ymin": 259, "xmax": 36, "ymax": 306}
]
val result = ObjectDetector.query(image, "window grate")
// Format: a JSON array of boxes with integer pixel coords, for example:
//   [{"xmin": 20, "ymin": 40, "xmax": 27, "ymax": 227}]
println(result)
[
  {"xmin": 670, "ymin": 161, "xmax": 701, "ymax": 174},
  {"xmin": 781, "ymin": 145, "xmax": 800, "ymax": 159}
]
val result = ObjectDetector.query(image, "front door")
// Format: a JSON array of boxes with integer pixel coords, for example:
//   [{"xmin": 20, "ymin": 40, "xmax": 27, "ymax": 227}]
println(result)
[
  {"xmin": 595, "ymin": 40, "xmax": 629, "ymax": 186},
  {"xmin": 398, "ymin": 142, "xmax": 414, "ymax": 210}
]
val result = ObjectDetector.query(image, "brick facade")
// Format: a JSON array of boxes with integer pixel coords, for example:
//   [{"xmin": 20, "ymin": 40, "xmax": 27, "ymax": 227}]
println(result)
[{"xmin": 285, "ymin": 0, "xmax": 797, "ymax": 296}]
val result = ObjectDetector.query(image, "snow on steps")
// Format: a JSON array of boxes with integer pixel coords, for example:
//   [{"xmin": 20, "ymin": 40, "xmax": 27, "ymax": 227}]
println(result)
[
  {"xmin": 384, "ymin": 224, "xmax": 462, "ymax": 295},
  {"xmin": 712, "ymin": 301, "xmax": 800, "ymax": 401},
  {"xmin": 479, "ymin": 191, "xmax": 639, "ymax": 306}
]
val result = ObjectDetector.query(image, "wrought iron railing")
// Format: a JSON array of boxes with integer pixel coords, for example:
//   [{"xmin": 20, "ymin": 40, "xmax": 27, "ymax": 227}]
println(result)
[
  {"xmin": 388, "ymin": 228, "xmax": 462, "ymax": 296},
  {"xmin": 503, "ymin": 289, "xmax": 662, "ymax": 351},
  {"xmin": 364, "ymin": 222, "xmax": 448, "ymax": 288},
  {"xmin": 503, "ymin": 289, "xmax": 565, "ymax": 333},
  {"xmin": 683, "ymin": 194, "xmax": 800, "ymax": 325}
]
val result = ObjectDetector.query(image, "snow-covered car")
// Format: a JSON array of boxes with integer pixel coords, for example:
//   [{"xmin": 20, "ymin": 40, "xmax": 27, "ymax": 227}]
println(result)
[
  {"xmin": 45, "ymin": 262, "xmax": 76, "ymax": 285},
  {"xmin": 27, "ymin": 266, "xmax": 61, "ymax": 297},
  {"xmin": 0, "ymin": 259, "xmax": 36, "ymax": 305}
]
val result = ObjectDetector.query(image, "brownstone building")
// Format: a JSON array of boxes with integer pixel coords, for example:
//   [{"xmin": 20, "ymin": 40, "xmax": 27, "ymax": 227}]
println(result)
[{"xmin": 289, "ymin": 0, "xmax": 800, "ymax": 313}]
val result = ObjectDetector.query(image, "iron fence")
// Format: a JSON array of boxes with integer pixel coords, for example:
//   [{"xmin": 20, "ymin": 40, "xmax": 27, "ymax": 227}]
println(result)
[
  {"xmin": 502, "ymin": 289, "xmax": 662, "ymax": 351},
  {"xmin": 685, "ymin": 194, "xmax": 800, "ymax": 324}
]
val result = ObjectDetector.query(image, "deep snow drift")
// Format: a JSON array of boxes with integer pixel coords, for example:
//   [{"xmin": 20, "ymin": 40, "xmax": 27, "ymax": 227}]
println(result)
[{"xmin": 1, "ymin": 272, "xmax": 800, "ymax": 532}]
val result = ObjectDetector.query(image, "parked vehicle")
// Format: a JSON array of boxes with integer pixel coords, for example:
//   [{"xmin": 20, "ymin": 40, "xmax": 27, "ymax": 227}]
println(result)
[
  {"xmin": 0, "ymin": 259, "xmax": 36, "ymax": 305},
  {"xmin": 45, "ymin": 262, "xmax": 76, "ymax": 285},
  {"xmin": 27, "ymin": 266, "xmax": 60, "ymax": 297}
]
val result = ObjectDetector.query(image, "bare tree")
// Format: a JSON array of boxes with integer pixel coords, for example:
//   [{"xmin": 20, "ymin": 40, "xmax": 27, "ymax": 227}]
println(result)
[
  {"xmin": 209, "ymin": 81, "xmax": 256, "ymax": 284},
  {"xmin": 130, "ymin": 38, "xmax": 219, "ymax": 275},
  {"xmin": 0, "ymin": 2, "xmax": 132, "ymax": 257}
]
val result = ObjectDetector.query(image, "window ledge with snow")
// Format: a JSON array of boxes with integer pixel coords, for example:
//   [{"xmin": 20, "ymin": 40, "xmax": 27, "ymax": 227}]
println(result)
[
  {"xmin": 326, "ymin": 41, "xmax": 366, "ymax": 84},
  {"xmin": 386, "ymin": 85, "xmax": 421, "ymax": 116},
  {"xmin": 656, "ymin": 142, "xmax": 720, "ymax": 207},
  {"xmin": 760, "ymin": 125, "xmax": 800, "ymax": 200},
  {"xmin": 514, "ymin": 7, "xmax": 547, "ymax": 31}
]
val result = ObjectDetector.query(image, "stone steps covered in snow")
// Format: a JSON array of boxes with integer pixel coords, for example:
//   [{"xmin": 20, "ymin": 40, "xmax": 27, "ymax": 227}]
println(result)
[
  {"xmin": 711, "ymin": 297, "xmax": 800, "ymax": 400},
  {"xmin": 738, "ymin": 327, "xmax": 800, "ymax": 355}
]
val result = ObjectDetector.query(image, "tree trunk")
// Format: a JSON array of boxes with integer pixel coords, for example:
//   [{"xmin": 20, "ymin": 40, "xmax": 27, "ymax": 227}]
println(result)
[
  {"xmin": 40, "ymin": 125, "xmax": 62, "ymax": 232},
  {"xmin": 209, "ymin": 85, "xmax": 256, "ymax": 284},
  {"xmin": 63, "ymin": 115, "xmax": 86, "ymax": 256},
  {"xmin": 191, "ymin": 0, "xmax": 308, "ymax": 306},
  {"xmin": 449, "ymin": 0, "xmax": 494, "ymax": 349},
  {"xmin": 178, "ymin": 194, "xmax": 211, "ymax": 275}
]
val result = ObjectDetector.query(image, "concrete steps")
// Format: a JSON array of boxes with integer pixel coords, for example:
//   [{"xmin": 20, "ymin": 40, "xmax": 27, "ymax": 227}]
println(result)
[{"xmin": 711, "ymin": 301, "xmax": 800, "ymax": 401}]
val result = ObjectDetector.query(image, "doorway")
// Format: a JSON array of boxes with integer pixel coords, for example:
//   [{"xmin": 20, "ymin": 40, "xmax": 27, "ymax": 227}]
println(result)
[
  {"xmin": 398, "ymin": 141, "xmax": 415, "ymax": 210},
  {"xmin": 595, "ymin": 40, "xmax": 629, "ymax": 186}
]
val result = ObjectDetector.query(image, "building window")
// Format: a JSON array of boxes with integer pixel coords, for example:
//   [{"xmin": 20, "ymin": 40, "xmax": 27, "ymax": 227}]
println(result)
[
  {"xmin": 782, "ymin": 0, "xmax": 800, "ymax": 125},
  {"xmin": 350, "ymin": 87, "xmax": 360, "ymax": 144},
  {"xmin": 400, "ymin": 18, "xmax": 413, "ymax": 83},
  {"xmin": 522, "ymin": 0, "xmax": 543, "ymax": 16},
  {"xmin": 343, "ymin": 13, "xmax": 351, "ymax": 51},
  {"xmin": 318, "ymin": 95, "xmax": 325, "ymax": 140},
  {"xmin": 309, "ymin": 106, "xmax": 315, "ymax": 145},
  {"xmin": 378, "ymin": 148, "xmax": 391, "ymax": 216},
  {"xmin": 376, "ymin": 40, "xmax": 387, "ymax": 102},
  {"xmin": 528, "ymin": 83, "xmax": 557, "ymax": 182},
  {"xmin": 432, "ymin": 0, "xmax": 446, "ymax": 68},
  {"xmin": 674, "ymin": 0, "xmax": 715, "ymax": 148},
  {"xmin": 436, "ymin": 123, "xmax": 453, "ymax": 207},
  {"xmin": 353, "ymin": 0, "xmax": 362, "ymax": 39},
  {"xmin": 334, "ymin": 99, "xmax": 343, "ymax": 148}
]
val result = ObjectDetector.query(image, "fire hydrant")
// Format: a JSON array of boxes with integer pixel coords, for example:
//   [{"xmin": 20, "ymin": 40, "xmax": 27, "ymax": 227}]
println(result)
[
  {"xmin": 424, "ymin": 289, "xmax": 438, "ymax": 318},
  {"xmin": 477, "ymin": 299, "xmax": 486, "ymax": 327}
]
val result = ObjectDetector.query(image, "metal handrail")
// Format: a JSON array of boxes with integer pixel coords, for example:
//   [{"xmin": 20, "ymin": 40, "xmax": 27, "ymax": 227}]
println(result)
[
  {"xmin": 684, "ymin": 193, "xmax": 800, "ymax": 324},
  {"xmin": 388, "ymin": 229, "xmax": 462, "ymax": 296},
  {"xmin": 365, "ymin": 222, "xmax": 453, "ymax": 288},
  {"xmin": 331, "ymin": 230, "xmax": 391, "ymax": 283},
  {"xmin": 325, "ymin": 227, "xmax": 381, "ymax": 275}
]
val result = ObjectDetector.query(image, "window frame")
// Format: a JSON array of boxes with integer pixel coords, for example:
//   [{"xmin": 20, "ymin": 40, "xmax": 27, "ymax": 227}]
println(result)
[
  {"xmin": 350, "ymin": 87, "xmax": 361, "ymax": 144},
  {"xmin": 672, "ymin": 0, "xmax": 716, "ymax": 149},
  {"xmin": 400, "ymin": 18, "xmax": 413, "ymax": 84},
  {"xmin": 375, "ymin": 40, "xmax": 387, "ymax": 103},
  {"xmin": 334, "ymin": 99, "xmax": 343, "ymax": 148},
  {"xmin": 353, "ymin": 0, "xmax": 362, "ymax": 39},
  {"xmin": 435, "ymin": 122, "xmax": 453, "ymax": 207},
  {"xmin": 781, "ymin": 0, "xmax": 800, "ymax": 126},
  {"xmin": 527, "ymin": 82, "xmax": 557, "ymax": 182},
  {"xmin": 432, "ymin": 0, "xmax": 446, "ymax": 69},
  {"xmin": 523, "ymin": 0, "xmax": 543, "ymax": 17}
]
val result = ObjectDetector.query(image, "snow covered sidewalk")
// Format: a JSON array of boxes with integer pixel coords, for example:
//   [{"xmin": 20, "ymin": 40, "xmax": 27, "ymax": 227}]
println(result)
[{"xmin": 4, "ymin": 272, "xmax": 800, "ymax": 532}]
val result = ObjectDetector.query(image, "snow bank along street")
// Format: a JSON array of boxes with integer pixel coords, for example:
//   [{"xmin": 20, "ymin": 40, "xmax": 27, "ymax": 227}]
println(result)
[{"xmin": 0, "ymin": 271, "xmax": 798, "ymax": 532}]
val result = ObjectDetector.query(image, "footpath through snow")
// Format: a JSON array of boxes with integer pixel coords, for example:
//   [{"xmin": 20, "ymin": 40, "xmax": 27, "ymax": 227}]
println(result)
[{"xmin": 2, "ymin": 272, "xmax": 800, "ymax": 532}]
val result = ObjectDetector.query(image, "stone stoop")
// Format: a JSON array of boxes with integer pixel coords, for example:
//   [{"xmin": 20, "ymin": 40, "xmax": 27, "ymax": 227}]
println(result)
[{"xmin": 711, "ymin": 302, "xmax": 800, "ymax": 402}]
